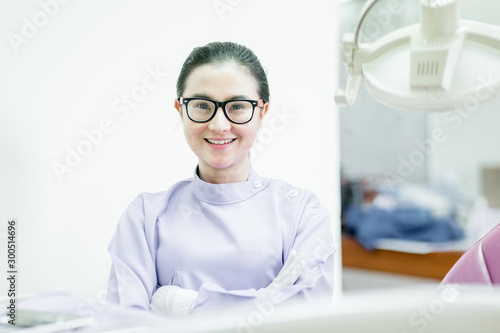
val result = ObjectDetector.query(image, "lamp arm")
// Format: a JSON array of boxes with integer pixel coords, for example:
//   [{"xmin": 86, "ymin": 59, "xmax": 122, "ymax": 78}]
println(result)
[
  {"xmin": 334, "ymin": 74, "xmax": 361, "ymax": 107},
  {"xmin": 335, "ymin": 0, "xmax": 384, "ymax": 107},
  {"xmin": 335, "ymin": 0, "xmax": 402, "ymax": 107},
  {"xmin": 463, "ymin": 20, "xmax": 500, "ymax": 50},
  {"xmin": 353, "ymin": 0, "xmax": 383, "ymax": 50}
]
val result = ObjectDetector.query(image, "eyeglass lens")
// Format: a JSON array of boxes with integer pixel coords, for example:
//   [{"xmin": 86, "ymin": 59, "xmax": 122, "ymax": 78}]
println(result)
[{"xmin": 187, "ymin": 99, "xmax": 253, "ymax": 123}]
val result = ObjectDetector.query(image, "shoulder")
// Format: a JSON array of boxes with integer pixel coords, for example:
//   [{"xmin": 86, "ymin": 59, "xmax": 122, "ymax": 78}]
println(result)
[
  {"xmin": 261, "ymin": 175, "xmax": 323, "ymax": 210},
  {"xmin": 260, "ymin": 176, "xmax": 331, "ymax": 237},
  {"xmin": 262, "ymin": 175, "xmax": 314, "ymax": 198},
  {"xmin": 127, "ymin": 177, "xmax": 194, "ymax": 210}
]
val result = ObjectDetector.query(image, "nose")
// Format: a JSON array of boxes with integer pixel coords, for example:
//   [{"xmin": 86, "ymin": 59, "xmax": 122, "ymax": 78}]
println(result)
[{"xmin": 208, "ymin": 107, "xmax": 231, "ymax": 132}]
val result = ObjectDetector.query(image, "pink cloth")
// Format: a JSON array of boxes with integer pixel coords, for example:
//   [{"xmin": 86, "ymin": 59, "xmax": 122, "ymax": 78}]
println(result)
[{"xmin": 442, "ymin": 223, "xmax": 500, "ymax": 285}]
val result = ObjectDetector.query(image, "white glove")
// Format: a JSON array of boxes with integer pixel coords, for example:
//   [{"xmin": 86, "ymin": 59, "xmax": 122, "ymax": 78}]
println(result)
[
  {"xmin": 150, "ymin": 285, "xmax": 198, "ymax": 317},
  {"xmin": 267, "ymin": 250, "xmax": 305, "ymax": 290}
]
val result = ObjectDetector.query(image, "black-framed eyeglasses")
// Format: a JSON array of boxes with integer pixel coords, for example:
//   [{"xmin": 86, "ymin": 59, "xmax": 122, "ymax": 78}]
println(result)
[{"xmin": 178, "ymin": 97, "xmax": 265, "ymax": 124}]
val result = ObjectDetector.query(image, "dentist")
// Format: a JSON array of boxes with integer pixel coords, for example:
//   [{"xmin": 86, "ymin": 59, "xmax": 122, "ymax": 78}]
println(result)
[{"xmin": 107, "ymin": 41, "xmax": 335, "ymax": 317}]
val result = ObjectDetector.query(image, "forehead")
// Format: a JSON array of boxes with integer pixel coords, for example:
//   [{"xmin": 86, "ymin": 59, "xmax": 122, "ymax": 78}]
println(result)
[{"xmin": 183, "ymin": 63, "xmax": 259, "ymax": 99}]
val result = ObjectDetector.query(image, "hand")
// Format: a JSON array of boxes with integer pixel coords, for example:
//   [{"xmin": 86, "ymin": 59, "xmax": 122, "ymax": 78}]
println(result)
[
  {"xmin": 267, "ymin": 250, "xmax": 305, "ymax": 290},
  {"xmin": 150, "ymin": 285, "xmax": 198, "ymax": 317}
]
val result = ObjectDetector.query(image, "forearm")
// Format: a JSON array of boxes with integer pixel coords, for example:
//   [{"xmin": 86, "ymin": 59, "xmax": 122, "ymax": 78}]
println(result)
[{"xmin": 193, "ymin": 250, "xmax": 334, "ymax": 313}]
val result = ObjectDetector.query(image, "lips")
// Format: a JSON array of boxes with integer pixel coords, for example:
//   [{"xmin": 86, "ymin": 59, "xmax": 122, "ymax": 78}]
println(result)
[{"xmin": 205, "ymin": 138, "xmax": 237, "ymax": 145}]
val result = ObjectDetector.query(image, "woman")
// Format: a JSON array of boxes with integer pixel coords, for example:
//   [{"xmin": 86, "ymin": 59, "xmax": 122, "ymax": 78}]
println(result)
[{"xmin": 107, "ymin": 41, "xmax": 335, "ymax": 317}]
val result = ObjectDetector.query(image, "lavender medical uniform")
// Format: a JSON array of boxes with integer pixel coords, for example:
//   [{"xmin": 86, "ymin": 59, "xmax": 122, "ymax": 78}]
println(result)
[{"xmin": 107, "ymin": 167, "xmax": 335, "ymax": 312}]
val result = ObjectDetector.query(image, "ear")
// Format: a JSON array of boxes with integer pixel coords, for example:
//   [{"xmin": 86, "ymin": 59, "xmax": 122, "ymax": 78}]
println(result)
[
  {"xmin": 174, "ymin": 99, "xmax": 183, "ymax": 119},
  {"xmin": 258, "ymin": 102, "xmax": 270, "ymax": 123}
]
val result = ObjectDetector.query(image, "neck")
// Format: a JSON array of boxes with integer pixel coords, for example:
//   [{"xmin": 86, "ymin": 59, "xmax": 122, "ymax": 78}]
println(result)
[{"xmin": 198, "ymin": 161, "xmax": 251, "ymax": 184}]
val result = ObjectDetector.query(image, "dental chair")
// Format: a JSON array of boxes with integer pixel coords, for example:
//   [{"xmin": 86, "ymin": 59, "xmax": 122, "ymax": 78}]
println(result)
[{"xmin": 442, "ymin": 223, "xmax": 500, "ymax": 285}]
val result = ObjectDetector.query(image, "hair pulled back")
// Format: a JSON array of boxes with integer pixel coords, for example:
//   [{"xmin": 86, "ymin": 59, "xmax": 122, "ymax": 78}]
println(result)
[{"xmin": 176, "ymin": 41, "xmax": 270, "ymax": 103}]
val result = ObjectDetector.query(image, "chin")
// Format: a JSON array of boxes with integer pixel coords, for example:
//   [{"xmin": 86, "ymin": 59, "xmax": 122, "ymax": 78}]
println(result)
[
  {"xmin": 204, "ymin": 156, "xmax": 246, "ymax": 171},
  {"xmin": 207, "ymin": 161, "xmax": 234, "ymax": 170}
]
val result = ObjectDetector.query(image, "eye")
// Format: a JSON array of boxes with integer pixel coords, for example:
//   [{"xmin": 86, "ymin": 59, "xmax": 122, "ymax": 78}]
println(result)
[
  {"xmin": 194, "ymin": 102, "xmax": 212, "ymax": 110},
  {"xmin": 228, "ymin": 103, "xmax": 245, "ymax": 111}
]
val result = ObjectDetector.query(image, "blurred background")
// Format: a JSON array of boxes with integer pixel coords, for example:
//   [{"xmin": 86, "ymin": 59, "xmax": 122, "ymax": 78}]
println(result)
[{"xmin": 339, "ymin": 0, "xmax": 500, "ymax": 290}]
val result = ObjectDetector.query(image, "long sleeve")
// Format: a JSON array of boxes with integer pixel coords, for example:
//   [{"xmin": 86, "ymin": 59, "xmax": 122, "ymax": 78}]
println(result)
[
  {"xmin": 107, "ymin": 194, "xmax": 159, "ymax": 311},
  {"xmin": 287, "ymin": 193, "xmax": 335, "ymax": 299}
]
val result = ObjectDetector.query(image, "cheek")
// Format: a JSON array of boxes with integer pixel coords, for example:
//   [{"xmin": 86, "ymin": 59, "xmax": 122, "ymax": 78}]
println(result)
[
  {"xmin": 241, "ymin": 124, "xmax": 260, "ymax": 145},
  {"xmin": 183, "ymin": 122, "xmax": 203, "ymax": 144}
]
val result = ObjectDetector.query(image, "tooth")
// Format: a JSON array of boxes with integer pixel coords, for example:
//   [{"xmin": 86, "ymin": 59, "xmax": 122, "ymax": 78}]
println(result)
[{"xmin": 207, "ymin": 139, "xmax": 234, "ymax": 145}]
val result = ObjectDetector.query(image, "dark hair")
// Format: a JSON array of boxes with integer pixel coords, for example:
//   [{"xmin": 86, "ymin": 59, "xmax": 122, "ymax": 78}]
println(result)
[{"xmin": 176, "ymin": 41, "xmax": 270, "ymax": 102}]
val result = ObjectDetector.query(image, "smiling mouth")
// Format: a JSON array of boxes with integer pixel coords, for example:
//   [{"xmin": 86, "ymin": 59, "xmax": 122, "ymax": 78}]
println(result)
[{"xmin": 205, "ymin": 138, "xmax": 237, "ymax": 145}]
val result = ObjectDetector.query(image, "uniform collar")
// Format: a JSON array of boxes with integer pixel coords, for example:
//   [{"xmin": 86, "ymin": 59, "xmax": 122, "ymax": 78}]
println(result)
[{"xmin": 193, "ymin": 166, "xmax": 269, "ymax": 204}]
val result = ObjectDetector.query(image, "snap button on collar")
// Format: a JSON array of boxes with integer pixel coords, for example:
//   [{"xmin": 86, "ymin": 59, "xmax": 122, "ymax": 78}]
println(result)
[{"xmin": 252, "ymin": 180, "xmax": 263, "ymax": 188}]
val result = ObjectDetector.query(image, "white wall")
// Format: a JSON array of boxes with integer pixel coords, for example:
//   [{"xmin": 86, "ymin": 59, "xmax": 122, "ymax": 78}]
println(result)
[
  {"xmin": 427, "ymin": 99, "xmax": 500, "ymax": 196},
  {"xmin": 0, "ymin": 0, "xmax": 340, "ymax": 298}
]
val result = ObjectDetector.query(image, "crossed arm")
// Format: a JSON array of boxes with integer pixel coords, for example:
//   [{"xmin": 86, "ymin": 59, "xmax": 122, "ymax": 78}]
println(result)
[
  {"xmin": 107, "ymin": 193, "xmax": 335, "ymax": 315},
  {"xmin": 150, "ymin": 250, "xmax": 306, "ymax": 317}
]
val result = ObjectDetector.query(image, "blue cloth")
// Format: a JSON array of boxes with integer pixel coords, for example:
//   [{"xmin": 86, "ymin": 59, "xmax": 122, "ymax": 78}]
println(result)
[
  {"xmin": 107, "ymin": 166, "xmax": 335, "ymax": 313},
  {"xmin": 344, "ymin": 207, "xmax": 464, "ymax": 250}
]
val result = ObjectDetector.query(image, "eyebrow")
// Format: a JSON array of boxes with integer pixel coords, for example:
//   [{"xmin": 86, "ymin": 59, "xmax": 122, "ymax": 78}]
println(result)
[{"xmin": 189, "ymin": 93, "xmax": 253, "ymax": 100}]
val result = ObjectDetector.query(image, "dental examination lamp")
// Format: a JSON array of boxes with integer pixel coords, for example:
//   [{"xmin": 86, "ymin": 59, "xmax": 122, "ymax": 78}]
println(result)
[{"xmin": 336, "ymin": 0, "xmax": 500, "ymax": 111}]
